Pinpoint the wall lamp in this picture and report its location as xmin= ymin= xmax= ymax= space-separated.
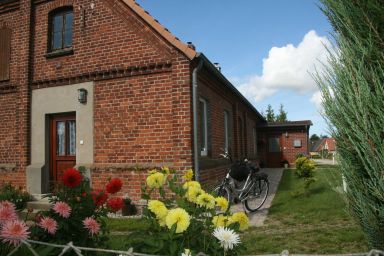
xmin=78 ymin=88 xmax=88 ymax=104
xmin=285 ymin=132 xmax=289 ymax=138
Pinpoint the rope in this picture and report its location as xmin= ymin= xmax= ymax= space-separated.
xmin=0 ymin=236 xmax=157 ymax=256
xmin=1 ymin=236 xmax=383 ymax=256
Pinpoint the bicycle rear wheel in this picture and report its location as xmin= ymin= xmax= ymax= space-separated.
xmin=244 ymin=178 xmax=269 ymax=212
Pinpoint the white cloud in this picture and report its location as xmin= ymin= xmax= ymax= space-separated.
xmin=310 ymin=90 xmax=323 ymax=110
xmin=237 ymin=30 xmax=331 ymax=102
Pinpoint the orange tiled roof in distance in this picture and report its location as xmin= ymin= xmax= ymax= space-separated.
xmin=121 ymin=0 xmax=197 ymax=60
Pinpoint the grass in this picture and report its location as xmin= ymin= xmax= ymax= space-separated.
xmin=105 ymin=164 xmax=368 ymax=254
xmin=242 ymin=165 xmax=368 ymax=254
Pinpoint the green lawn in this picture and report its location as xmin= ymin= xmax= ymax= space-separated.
xmin=242 ymin=165 xmax=368 ymax=254
xmin=105 ymin=165 xmax=368 ymax=254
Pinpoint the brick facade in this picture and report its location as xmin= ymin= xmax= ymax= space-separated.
xmin=0 ymin=0 xmax=310 ymax=200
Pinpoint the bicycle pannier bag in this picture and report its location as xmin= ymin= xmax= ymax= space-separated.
xmin=229 ymin=162 xmax=250 ymax=181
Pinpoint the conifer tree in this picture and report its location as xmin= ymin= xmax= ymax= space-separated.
xmin=317 ymin=0 xmax=384 ymax=249
xmin=265 ymin=104 xmax=275 ymax=122
xmin=276 ymin=104 xmax=288 ymax=122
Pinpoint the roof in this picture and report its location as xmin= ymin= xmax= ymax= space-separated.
xmin=121 ymin=0 xmax=197 ymax=60
xmin=259 ymin=120 xmax=313 ymax=128
xmin=310 ymin=138 xmax=336 ymax=152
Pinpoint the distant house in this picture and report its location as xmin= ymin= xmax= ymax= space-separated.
xmin=0 ymin=0 xmax=311 ymax=200
xmin=310 ymin=138 xmax=336 ymax=157
xmin=258 ymin=121 xmax=312 ymax=167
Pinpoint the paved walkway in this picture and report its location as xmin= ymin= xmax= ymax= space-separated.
xmin=230 ymin=168 xmax=284 ymax=227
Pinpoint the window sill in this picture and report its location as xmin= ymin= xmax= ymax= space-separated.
xmin=45 ymin=48 xmax=74 ymax=59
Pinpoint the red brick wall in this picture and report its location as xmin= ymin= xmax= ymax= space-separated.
xmin=281 ymin=130 xmax=309 ymax=164
xmin=0 ymin=0 xmax=31 ymax=189
xmin=0 ymin=0 xmax=193 ymax=195
xmin=258 ymin=128 xmax=310 ymax=167
xmin=93 ymin=56 xmax=192 ymax=170
xmin=32 ymin=0 xmax=172 ymax=83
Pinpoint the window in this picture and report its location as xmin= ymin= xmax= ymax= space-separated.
xmin=293 ymin=139 xmax=302 ymax=148
xmin=49 ymin=7 xmax=73 ymax=52
xmin=0 ymin=27 xmax=11 ymax=81
xmin=224 ymin=111 xmax=229 ymax=152
xmin=199 ymin=98 xmax=208 ymax=156
xmin=268 ymin=137 xmax=281 ymax=153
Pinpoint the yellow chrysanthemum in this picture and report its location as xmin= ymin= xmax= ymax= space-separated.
xmin=228 ymin=212 xmax=249 ymax=231
xmin=182 ymin=181 xmax=201 ymax=190
xmin=161 ymin=166 xmax=170 ymax=175
xmin=147 ymin=200 xmax=168 ymax=219
xmin=215 ymin=196 xmax=229 ymax=212
xmin=158 ymin=216 xmax=166 ymax=227
xmin=165 ymin=208 xmax=190 ymax=233
xmin=196 ymin=192 xmax=216 ymax=209
xmin=146 ymin=172 xmax=166 ymax=189
xmin=185 ymin=186 xmax=202 ymax=203
xmin=212 ymin=214 xmax=228 ymax=227
xmin=182 ymin=169 xmax=194 ymax=181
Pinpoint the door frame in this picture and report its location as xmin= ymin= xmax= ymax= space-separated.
xmin=49 ymin=112 xmax=76 ymax=186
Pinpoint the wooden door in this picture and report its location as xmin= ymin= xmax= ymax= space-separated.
xmin=267 ymin=135 xmax=282 ymax=167
xmin=50 ymin=113 xmax=76 ymax=187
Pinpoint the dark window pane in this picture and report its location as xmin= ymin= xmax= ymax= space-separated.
xmin=64 ymin=29 xmax=72 ymax=47
xmin=65 ymin=12 xmax=73 ymax=30
xmin=53 ymin=15 xmax=63 ymax=33
xmin=52 ymin=32 xmax=62 ymax=50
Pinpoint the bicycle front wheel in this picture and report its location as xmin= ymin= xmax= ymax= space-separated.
xmin=213 ymin=185 xmax=231 ymax=204
xmin=244 ymin=178 xmax=269 ymax=212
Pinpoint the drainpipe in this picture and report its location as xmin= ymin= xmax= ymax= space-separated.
xmin=192 ymin=59 xmax=204 ymax=182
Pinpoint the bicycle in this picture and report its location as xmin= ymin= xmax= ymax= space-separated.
xmin=213 ymin=151 xmax=269 ymax=212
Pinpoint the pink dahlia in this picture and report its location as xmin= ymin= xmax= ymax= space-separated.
xmin=0 ymin=220 xmax=30 ymax=246
xmin=53 ymin=202 xmax=71 ymax=218
xmin=0 ymin=200 xmax=16 ymax=210
xmin=0 ymin=205 xmax=17 ymax=225
xmin=83 ymin=217 xmax=100 ymax=236
xmin=38 ymin=217 xmax=57 ymax=235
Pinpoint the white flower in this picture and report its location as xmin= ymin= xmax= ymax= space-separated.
xmin=212 ymin=227 xmax=241 ymax=251
xmin=181 ymin=248 xmax=192 ymax=256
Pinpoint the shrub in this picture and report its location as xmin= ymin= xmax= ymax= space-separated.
xmin=295 ymin=157 xmax=315 ymax=178
xmin=126 ymin=168 xmax=247 ymax=255
xmin=0 ymin=183 xmax=31 ymax=210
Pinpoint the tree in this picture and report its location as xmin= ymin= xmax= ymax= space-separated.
xmin=265 ymin=104 xmax=275 ymax=122
xmin=276 ymin=104 xmax=288 ymax=122
xmin=310 ymin=134 xmax=320 ymax=142
xmin=316 ymin=0 xmax=384 ymax=249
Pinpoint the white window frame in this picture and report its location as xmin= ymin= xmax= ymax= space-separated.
xmin=199 ymin=98 xmax=208 ymax=156
xmin=224 ymin=111 xmax=229 ymax=152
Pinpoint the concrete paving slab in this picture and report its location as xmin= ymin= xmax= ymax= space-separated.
xmin=230 ymin=168 xmax=284 ymax=227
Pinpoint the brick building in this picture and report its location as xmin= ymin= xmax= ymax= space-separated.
xmin=0 ymin=0 xmax=311 ymax=200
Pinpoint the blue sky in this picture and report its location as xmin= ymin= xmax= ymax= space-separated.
xmin=136 ymin=0 xmax=333 ymax=136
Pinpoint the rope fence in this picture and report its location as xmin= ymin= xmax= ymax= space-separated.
xmin=1 ymin=236 xmax=383 ymax=256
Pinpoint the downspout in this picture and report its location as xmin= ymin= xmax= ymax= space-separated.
xmin=192 ymin=59 xmax=204 ymax=182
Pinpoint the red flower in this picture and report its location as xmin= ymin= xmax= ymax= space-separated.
xmin=61 ymin=168 xmax=83 ymax=188
xmin=92 ymin=190 xmax=108 ymax=207
xmin=107 ymin=198 xmax=124 ymax=212
xmin=106 ymin=178 xmax=123 ymax=194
